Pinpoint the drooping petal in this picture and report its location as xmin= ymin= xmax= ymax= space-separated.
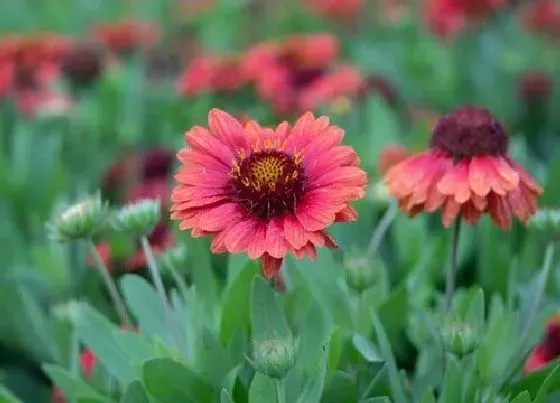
xmin=488 ymin=192 xmax=512 ymax=230
xmin=260 ymin=254 xmax=283 ymax=279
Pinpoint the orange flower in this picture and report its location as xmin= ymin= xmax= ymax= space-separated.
xmin=384 ymin=106 xmax=542 ymax=229
xmin=522 ymin=0 xmax=560 ymax=38
xmin=244 ymin=34 xmax=361 ymax=115
xmin=171 ymin=109 xmax=367 ymax=278
xmin=92 ymin=20 xmax=159 ymax=55
xmin=177 ymin=54 xmax=248 ymax=96
xmin=377 ymin=145 xmax=410 ymax=176
xmin=525 ymin=315 xmax=560 ymax=373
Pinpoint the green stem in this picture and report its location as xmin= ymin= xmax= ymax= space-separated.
xmin=444 ymin=219 xmax=462 ymax=313
xmin=498 ymin=242 xmax=555 ymax=390
xmin=275 ymin=378 xmax=286 ymax=403
xmin=140 ymin=236 xmax=186 ymax=355
xmin=367 ymin=200 xmax=398 ymax=256
xmin=87 ymin=240 xmax=131 ymax=328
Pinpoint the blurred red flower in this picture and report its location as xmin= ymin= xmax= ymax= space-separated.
xmin=518 ymin=70 xmax=553 ymax=104
xmin=525 ymin=315 xmax=560 ymax=373
xmin=424 ymin=0 xmax=507 ymax=38
xmin=305 ymin=0 xmax=364 ymax=20
xmin=522 ymin=0 xmax=560 ymax=38
xmin=177 ymin=54 xmax=249 ymax=96
xmin=51 ymin=350 xmax=96 ymax=403
xmin=377 ymin=145 xmax=410 ymax=176
xmin=92 ymin=20 xmax=159 ymax=55
xmin=244 ymin=34 xmax=362 ymax=115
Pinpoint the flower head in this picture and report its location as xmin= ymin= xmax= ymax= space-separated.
xmin=252 ymin=338 xmax=296 ymax=379
xmin=518 ymin=70 xmax=553 ymax=105
xmin=113 ymin=199 xmax=161 ymax=236
xmin=305 ymin=0 xmax=364 ymax=21
xmin=244 ymin=34 xmax=361 ymax=115
xmin=525 ymin=314 xmax=560 ymax=373
xmin=60 ymin=42 xmax=104 ymax=89
xmin=171 ymin=109 xmax=366 ymax=278
xmin=93 ymin=20 xmax=159 ymax=55
xmin=384 ymin=106 xmax=542 ymax=230
xmin=522 ymin=0 xmax=560 ymax=38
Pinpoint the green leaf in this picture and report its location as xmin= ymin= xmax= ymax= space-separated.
xmin=142 ymin=358 xmax=213 ymax=403
xmin=510 ymin=391 xmax=531 ymax=403
xmin=112 ymin=332 xmax=155 ymax=364
xmin=352 ymin=334 xmax=383 ymax=364
xmin=119 ymin=275 xmax=172 ymax=345
xmin=297 ymin=303 xmax=331 ymax=372
xmin=377 ymin=285 xmax=408 ymax=346
xmin=440 ymin=355 xmax=461 ymax=403
xmin=0 ymin=385 xmax=23 ymax=403
xmin=363 ymin=96 xmax=401 ymax=170
xmin=321 ymin=371 xmax=358 ymax=403
xmin=220 ymin=389 xmax=234 ymax=403
xmin=186 ymin=237 xmax=219 ymax=319
xmin=296 ymin=342 xmax=330 ymax=403
xmin=419 ymin=388 xmax=436 ymax=403
xmin=197 ymin=327 xmax=234 ymax=387
xmin=42 ymin=364 xmax=104 ymax=401
xmin=121 ymin=380 xmax=149 ymax=403
xmin=250 ymin=276 xmax=291 ymax=342
xmin=362 ymin=398 xmax=391 ymax=403
xmin=534 ymin=364 xmax=560 ymax=403
xmin=72 ymin=303 xmax=136 ymax=383
xmin=371 ymin=313 xmax=409 ymax=403
xmin=248 ymin=374 xmax=276 ymax=403
xmin=506 ymin=356 xmax=560 ymax=398
xmin=220 ymin=261 xmax=258 ymax=345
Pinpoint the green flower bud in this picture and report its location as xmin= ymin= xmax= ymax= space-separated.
xmin=157 ymin=246 xmax=190 ymax=277
xmin=47 ymin=195 xmax=108 ymax=242
xmin=252 ymin=338 xmax=295 ymax=379
xmin=441 ymin=318 xmax=481 ymax=357
xmin=113 ymin=199 xmax=161 ymax=236
xmin=344 ymin=254 xmax=382 ymax=292
xmin=367 ymin=182 xmax=390 ymax=207
xmin=528 ymin=208 xmax=560 ymax=241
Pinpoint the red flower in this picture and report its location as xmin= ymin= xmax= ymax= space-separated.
xmin=92 ymin=20 xmax=159 ymax=55
xmin=305 ymin=0 xmax=364 ymax=20
xmin=377 ymin=145 xmax=410 ymax=176
xmin=518 ymin=70 xmax=554 ymax=104
xmin=244 ymin=34 xmax=361 ymax=115
xmin=522 ymin=0 xmax=560 ymax=38
xmin=51 ymin=350 xmax=96 ymax=403
xmin=424 ymin=0 xmax=507 ymax=38
xmin=177 ymin=54 xmax=248 ymax=96
xmin=171 ymin=109 xmax=367 ymax=278
xmin=384 ymin=106 xmax=542 ymax=229
xmin=525 ymin=315 xmax=560 ymax=373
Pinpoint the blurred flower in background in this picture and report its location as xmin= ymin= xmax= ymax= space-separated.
xmin=525 ymin=315 xmax=560 ymax=373
xmin=521 ymin=0 xmax=560 ymax=38
xmin=93 ymin=20 xmax=160 ymax=56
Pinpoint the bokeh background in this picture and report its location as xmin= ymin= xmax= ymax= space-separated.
xmin=1 ymin=0 xmax=560 ymax=401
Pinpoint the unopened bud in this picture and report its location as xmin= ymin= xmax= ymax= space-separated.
xmin=441 ymin=318 xmax=481 ymax=357
xmin=252 ymin=338 xmax=295 ymax=379
xmin=113 ymin=199 xmax=161 ymax=236
xmin=528 ymin=208 xmax=560 ymax=241
xmin=344 ymin=254 xmax=382 ymax=292
xmin=47 ymin=195 xmax=108 ymax=242
xmin=157 ymin=245 xmax=189 ymax=276
xmin=367 ymin=182 xmax=390 ymax=206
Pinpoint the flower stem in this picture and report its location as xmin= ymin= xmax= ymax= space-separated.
xmin=87 ymin=240 xmax=131 ymax=329
xmin=498 ymin=242 xmax=555 ymax=390
xmin=140 ymin=236 xmax=186 ymax=355
xmin=367 ymin=200 xmax=398 ymax=256
xmin=275 ymin=379 xmax=286 ymax=403
xmin=444 ymin=219 xmax=462 ymax=313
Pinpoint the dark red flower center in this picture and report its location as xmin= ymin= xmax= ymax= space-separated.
xmin=430 ymin=106 xmax=509 ymax=159
xmin=229 ymin=150 xmax=306 ymax=219
xmin=279 ymin=53 xmax=325 ymax=90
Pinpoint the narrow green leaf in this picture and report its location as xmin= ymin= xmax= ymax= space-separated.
xmin=510 ymin=391 xmax=531 ymax=403
xmin=121 ymin=380 xmax=149 ymax=403
xmin=0 ymin=385 xmax=23 ymax=403
xmin=186 ymin=237 xmax=219 ymax=318
xmin=250 ymin=276 xmax=290 ymax=342
xmin=362 ymin=398 xmax=391 ymax=403
xmin=322 ymin=371 xmax=358 ymax=403
xmin=371 ymin=313 xmax=409 ymax=403
xmin=220 ymin=389 xmax=234 ymax=403
xmin=248 ymin=374 xmax=276 ymax=403
xmin=72 ymin=303 xmax=136 ymax=383
xmin=297 ymin=303 xmax=330 ymax=372
xmin=42 ymin=364 xmax=103 ymax=401
xmin=197 ymin=327 xmax=234 ymax=386
xmin=296 ymin=341 xmax=330 ymax=403
xmin=534 ymin=364 xmax=560 ymax=403
xmin=220 ymin=261 xmax=258 ymax=345
xmin=440 ymin=355 xmax=461 ymax=403
xmin=420 ymin=388 xmax=436 ymax=403
xmin=112 ymin=332 xmax=155 ymax=364
xmin=352 ymin=334 xmax=383 ymax=364
xmin=119 ymin=275 xmax=172 ymax=345
xmin=142 ymin=358 xmax=213 ymax=403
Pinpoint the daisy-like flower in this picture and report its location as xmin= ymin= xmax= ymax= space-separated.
xmin=522 ymin=0 xmax=560 ymax=38
xmin=525 ymin=314 xmax=560 ymax=373
xmin=177 ymin=54 xmax=249 ymax=96
xmin=384 ymin=106 xmax=542 ymax=229
xmin=92 ymin=20 xmax=159 ymax=55
xmin=171 ymin=109 xmax=367 ymax=278
xmin=244 ymin=34 xmax=362 ymax=115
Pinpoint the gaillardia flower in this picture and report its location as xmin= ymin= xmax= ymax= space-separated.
xmin=525 ymin=314 xmax=560 ymax=373
xmin=171 ymin=109 xmax=367 ymax=278
xmin=384 ymin=106 xmax=542 ymax=229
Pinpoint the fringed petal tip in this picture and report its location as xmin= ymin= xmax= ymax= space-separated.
xmin=260 ymin=254 xmax=283 ymax=279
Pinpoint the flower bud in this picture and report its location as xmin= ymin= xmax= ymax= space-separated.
xmin=113 ymin=199 xmax=161 ymax=236
xmin=252 ymin=338 xmax=295 ymax=379
xmin=157 ymin=245 xmax=190 ymax=277
xmin=344 ymin=254 xmax=382 ymax=292
xmin=47 ymin=195 xmax=108 ymax=241
xmin=528 ymin=208 xmax=560 ymax=241
xmin=367 ymin=182 xmax=390 ymax=207
xmin=441 ymin=318 xmax=481 ymax=357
